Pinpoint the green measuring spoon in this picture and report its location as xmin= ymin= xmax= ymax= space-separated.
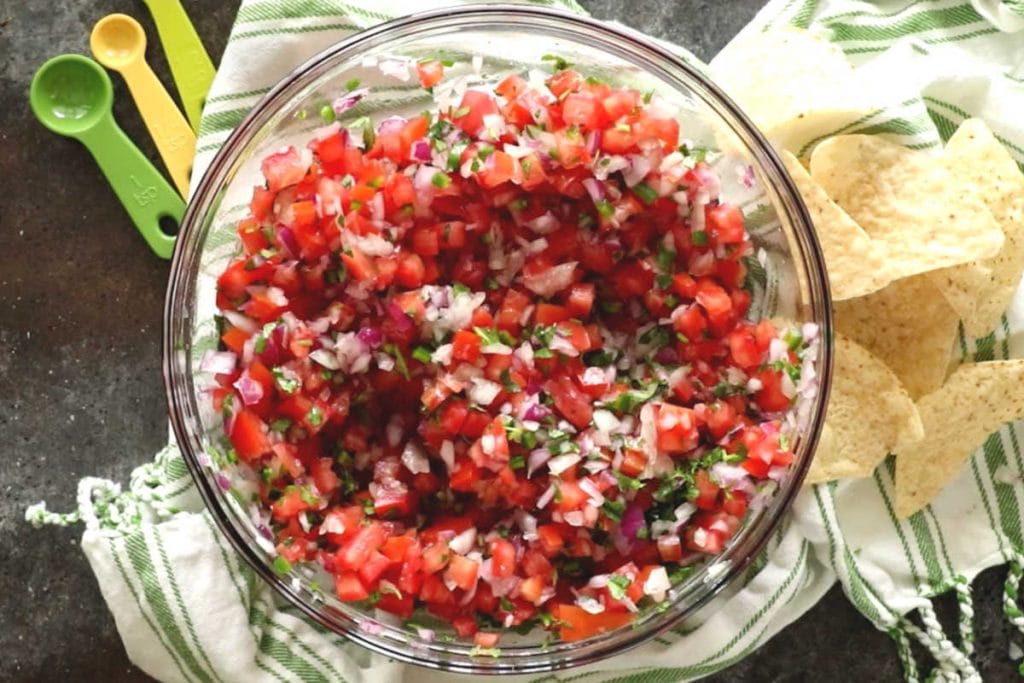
xmin=139 ymin=0 xmax=215 ymax=133
xmin=30 ymin=55 xmax=182 ymax=259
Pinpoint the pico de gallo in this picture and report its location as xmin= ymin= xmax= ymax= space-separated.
xmin=204 ymin=57 xmax=815 ymax=650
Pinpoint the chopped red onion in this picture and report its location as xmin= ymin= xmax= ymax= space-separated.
xmin=620 ymin=503 xmax=645 ymax=539
xmin=385 ymin=302 xmax=414 ymax=333
xmin=585 ymin=129 xmax=602 ymax=156
xmin=523 ymin=402 xmax=551 ymax=422
xmin=548 ymin=453 xmax=581 ymax=476
xmin=409 ymin=140 xmax=432 ymax=162
xmin=524 ymin=211 xmax=560 ymax=235
xmin=523 ymin=261 xmax=577 ymax=297
xmin=332 ymin=88 xmax=369 ymax=116
xmin=579 ymin=478 xmax=605 ymax=506
xmin=233 ymin=370 xmax=264 ymax=405
xmin=222 ymin=310 xmax=258 ymax=335
xmin=622 ymin=155 xmax=652 ymax=187
xmin=379 ymin=59 xmax=411 ymax=81
xmin=449 ymin=527 xmax=478 ymax=555
xmin=357 ymin=326 xmax=383 ymax=349
xmin=527 ymin=448 xmax=551 ymax=478
xmin=277 ymin=227 xmax=299 ymax=259
xmin=693 ymin=164 xmax=721 ymax=198
xmin=377 ymin=115 xmax=407 ymax=136
xmin=582 ymin=177 xmax=605 ymax=203
xmin=216 ymin=473 xmax=231 ymax=492
xmin=536 ymin=483 xmax=556 ymax=509
xmin=199 ymin=350 xmax=237 ymax=375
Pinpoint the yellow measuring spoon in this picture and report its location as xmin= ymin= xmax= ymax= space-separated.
xmin=91 ymin=14 xmax=195 ymax=198
xmin=139 ymin=0 xmax=215 ymax=133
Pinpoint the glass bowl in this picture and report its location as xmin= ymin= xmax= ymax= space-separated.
xmin=164 ymin=4 xmax=832 ymax=675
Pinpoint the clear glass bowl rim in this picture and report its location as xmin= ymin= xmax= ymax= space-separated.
xmin=163 ymin=3 xmax=834 ymax=675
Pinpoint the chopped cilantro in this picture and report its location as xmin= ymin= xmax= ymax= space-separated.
xmin=319 ymin=104 xmax=336 ymax=123
xmin=361 ymin=498 xmax=376 ymax=515
xmin=656 ymin=246 xmax=677 ymax=272
xmin=306 ymin=406 xmax=324 ymax=427
xmin=509 ymin=455 xmax=526 ymax=470
xmin=784 ymin=327 xmax=804 ymax=351
xmin=270 ymin=418 xmax=292 ymax=433
xmin=412 ymin=346 xmax=433 ymax=364
xmin=691 ymin=230 xmax=708 ymax=246
xmin=633 ymin=182 xmax=658 ymax=205
xmin=272 ymin=367 xmax=300 ymax=395
xmin=541 ymin=54 xmax=573 ymax=71
xmin=602 ymin=498 xmax=625 ymax=522
xmin=271 ymin=556 xmax=292 ymax=576
xmin=384 ymin=342 xmax=410 ymax=380
xmin=583 ymin=349 xmax=615 ymax=367
xmin=452 ymin=106 xmax=471 ymax=119
xmin=656 ymin=273 xmax=672 ymax=290
xmin=474 ymin=326 xmax=502 ymax=347
xmin=606 ymin=383 xmax=661 ymax=413
xmin=500 ymin=368 xmax=521 ymax=393
xmin=469 ymin=646 xmax=501 ymax=658
xmin=639 ymin=325 xmax=671 ymax=348
xmin=534 ymin=347 xmax=554 ymax=359
xmin=595 ymin=199 xmax=615 ymax=218
xmin=614 ymin=471 xmax=645 ymax=492
xmin=345 ymin=78 xmax=361 ymax=91
xmin=432 ymin=172 xmax=452 ymax=189
xmin=452 ymin=282 xmax=471 ymax=297
xmin=607 ymin=574 xmax=631 ymax=600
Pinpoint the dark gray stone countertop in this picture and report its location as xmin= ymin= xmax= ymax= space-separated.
xmin=0 ymin=0 xmax=1017 ymax=680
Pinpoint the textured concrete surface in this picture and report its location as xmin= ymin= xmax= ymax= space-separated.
xmin=0 ymin=0 xmax=1018 ymax=681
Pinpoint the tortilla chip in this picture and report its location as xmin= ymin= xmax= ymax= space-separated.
xmin=834 ymin=275 xmax=959 ymax=400
xmin=809 ymin=134 xmax=1004 ymax=281
xmin=894 ymin=360 xmax=1024 ymax=518
xmin=927 ymin=119 xmax=1024 ymax=338
xmin=710 ymin=29 xmax=876 ymax=154
xmin=779 ymin=150 xmax=889 ymax=300
xmin=805 ymin=334 xmax=923 ymax=485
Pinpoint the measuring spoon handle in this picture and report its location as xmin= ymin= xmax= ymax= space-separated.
xmin=140 ymin=0 xmax=215 ymax=133
xmin=79 ymin=116 xmax=182 ymax=259
xmin=120 ymin=60 xmax=196 ymax=198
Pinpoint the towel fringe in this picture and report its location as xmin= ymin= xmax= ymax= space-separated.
xmin=1002 ymin=548 xmax=1024 ymax=676
xmin=25 ymin=446 xmax=184 ymax=535
xmin=883 ymin=579 xmax=980 ymax=683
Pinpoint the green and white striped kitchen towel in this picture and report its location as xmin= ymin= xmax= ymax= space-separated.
xmin=26 ymin=1 xmax=1024 ymax=681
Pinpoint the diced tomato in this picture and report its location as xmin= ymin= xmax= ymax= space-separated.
xmin=535 ymin=302 xmax=571 ymax=325
xmin=754 ymin=369 xmax=792 ymax=412
xmin=552 ymin=604 xmax=634 ymax=642
xmin=335 ymin=572 xmax=370 ymax=602
xmin=341 ymin=246 xmax=377 ymax=281
xmin=211 ymin=63 xmax=812 ymax=643
xmin=261 ymin=147 xmax=306 ymax=192
xmin=655 ymin=404 xmax=700 ymax=455
xmin=416 ymin=59 xmax=445 ymax=88
xmin=479 ymin=151 xmax=519 ymax=189
xmin=230 ymin=409 xmax=271 ymax=461
xmin=445 ymin=554 xmax=480 ymax=591
xmin=488 ymin=538 xmax=516 ymax=578
xmin=452 ymin=90 xmax=499 ymax=136
xmin=452 ymin=329 xmax=482 ymax=363
xmin=546 ymin=375 xmax=593 ymax=430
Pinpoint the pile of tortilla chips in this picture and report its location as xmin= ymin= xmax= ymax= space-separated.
xmin=712 ymin=30 xmax=1024 ymax=518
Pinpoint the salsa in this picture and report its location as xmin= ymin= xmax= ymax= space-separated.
xmin=205 ymin=59 xmax=812 ymax=647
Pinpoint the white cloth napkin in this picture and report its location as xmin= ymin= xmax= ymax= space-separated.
xmin=27 ymin=1 xmax=1024 ymax=681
